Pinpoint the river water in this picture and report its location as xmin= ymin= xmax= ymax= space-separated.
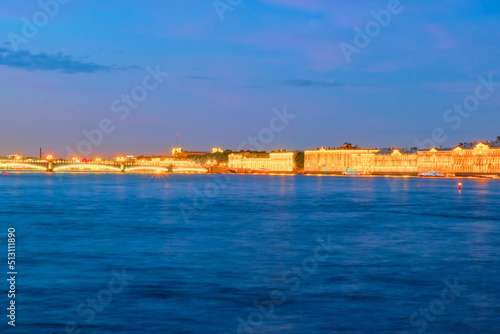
xmin=0 ymin=173 xmax=499 ymax=333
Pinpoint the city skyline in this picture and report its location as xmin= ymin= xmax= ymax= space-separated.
xmin=4 ymin=136 xmax=500 ymax=161
xmin=1 ymin=0 xmax=500 ymax=157
xmin=3 ymin=137 xmax=500 ymax=177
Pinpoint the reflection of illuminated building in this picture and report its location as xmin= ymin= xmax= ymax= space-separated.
xmin=228 ymin=151 xmax=300 ymax=172
xmin=304 ymin=140 xmax=500 ymax=175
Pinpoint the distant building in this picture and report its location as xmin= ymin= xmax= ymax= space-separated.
xmin=304 ymin=146 xmax=378 ymax=173
xmin=451 ymin=142 xmax=500 ymax=174
xmin=228 ymin=150 xmax=300 ymax=173
xmin=304 ymin=140 xmax=500 ymax=175
xmin=212 ymin=147 xmax=223 ymax=153
xmin=114 ymin=156 xmax=136 ymax=163
xmin=171 ymin=147 xmax=206 ymax=159
xmin=417 ymin=148 xmax=454 ymax=174
xmin=372 ymin=148 xmax=418 ymax=174
xmin=172 ymin=148 xmax=183 ymax=156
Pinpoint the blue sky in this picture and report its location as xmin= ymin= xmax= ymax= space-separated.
xmin=1 ymin=0 xmax=499 ymax=157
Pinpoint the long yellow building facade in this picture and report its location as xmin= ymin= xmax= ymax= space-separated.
xmin=228 ymin=151 xmax=299 ymax=173
xmin=305 ymin=142 xmax=500 ymax=175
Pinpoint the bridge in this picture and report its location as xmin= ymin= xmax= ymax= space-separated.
xmin=0 ymin=160 xmax=208 ymax=174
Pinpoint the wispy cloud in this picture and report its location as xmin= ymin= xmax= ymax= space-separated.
xmin=279 ymin=79 xmax=342 ymax=87
xmin=0 ymin=47 xmax=133 ymax=73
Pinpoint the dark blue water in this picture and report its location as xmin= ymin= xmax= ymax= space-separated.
xmin=1 ymin=173 xmax=499 ymax=334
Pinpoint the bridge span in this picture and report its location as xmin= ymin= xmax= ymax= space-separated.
xmin=0 ymin=160 xmax=208 ymax=174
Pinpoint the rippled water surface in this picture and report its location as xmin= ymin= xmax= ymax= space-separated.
xmin=1 ymin=173 xmax=499 ymax=333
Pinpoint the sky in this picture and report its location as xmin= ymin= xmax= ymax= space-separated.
xmin=1 ymin=0 xmax=499 ymax=158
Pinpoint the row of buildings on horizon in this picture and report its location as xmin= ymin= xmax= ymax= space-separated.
xmin=4 ymin=138 xmax=500 ymax=176
xmin=227 ymin=137 xmax=500 ymax=176
xmin=144 ymin=137 xmax=500 ymax=176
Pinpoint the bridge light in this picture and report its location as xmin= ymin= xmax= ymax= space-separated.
xmin=46 ymin=154 xmax=54 ymax=161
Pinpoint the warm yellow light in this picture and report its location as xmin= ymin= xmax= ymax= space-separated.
xmin=116 ymin=156 xmax=126 ymax=162
xmin=95 ymin=157 xmax=102 ymax=162
xmin=46 ymin=154 xmax=54 ymax=160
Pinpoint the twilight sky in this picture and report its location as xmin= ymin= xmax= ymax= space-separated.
xmin=1 ymin=0 xmax=499 ymax=158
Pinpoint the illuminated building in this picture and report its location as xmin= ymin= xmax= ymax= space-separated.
xmin=228 ymin=152 xmax=270 ymax=171
xmin=304 ymin=140 xmax=500 ymax=175
xmin=212 ymin=147 xmax=223 ymax=153
xmin=172 ymin=147 xmax=183 ymax=156
xmin=304 ymin=144 xmax=378 ymax=173
xmin=228 ymin=151 xmax=300 ymax=173
xmin=171 ymin=147 xmax=206 ymax=159
xmin=451 ymin=142 xmax=500 ymax=174
xmin=417 ymin=148 xmax=454 ymax=174
xmin=371 ymin=148 xmax=418 ymax=174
